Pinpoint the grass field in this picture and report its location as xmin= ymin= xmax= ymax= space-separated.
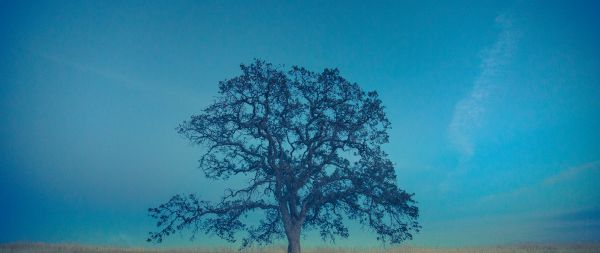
xmin=1 ymin=243 xmax=600 ymax=253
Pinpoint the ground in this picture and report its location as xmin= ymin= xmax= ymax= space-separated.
xmin=1 ymin=243 xmax=600 ymax=253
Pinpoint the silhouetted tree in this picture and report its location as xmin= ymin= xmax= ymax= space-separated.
xmin=148 ymin=60 xmax=420 ymax=253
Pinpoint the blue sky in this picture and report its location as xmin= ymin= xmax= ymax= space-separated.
xmin=1 ymin=0 xmax=599 ymax=248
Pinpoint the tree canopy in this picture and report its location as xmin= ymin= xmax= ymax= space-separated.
xmin=148 ymin=60 xmax=420 ymax=253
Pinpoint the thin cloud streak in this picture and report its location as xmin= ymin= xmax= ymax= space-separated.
xmin=33 ymin=50 xmax=205 ymax=104
xmin=544 ymin=160 xmax=600 ymax=185
xmin=448 ymin=14 xmax=518 ymax=159
xmin=36 ymin=51 xmax=137 ymax=86
xmin=477 ymin=160 xmax=600 ymax=207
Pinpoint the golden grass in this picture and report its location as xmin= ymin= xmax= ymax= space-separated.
xmin=1 ymin=243 xmax=600 ymax=253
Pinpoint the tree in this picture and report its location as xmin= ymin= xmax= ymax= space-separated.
xmin=147 ymin=60 xmax=420 ymax=253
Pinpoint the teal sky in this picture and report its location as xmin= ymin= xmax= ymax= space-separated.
xmin=1 ymin=0 xmax=599 ymax=248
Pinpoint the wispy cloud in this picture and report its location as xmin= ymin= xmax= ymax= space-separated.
xmin=33 ymin=50 xmax=202 ymax=102
xmin=439 ymin=13 xmax=519 ymax=193
xmin=35 ymin=51 xmax=137 ymax=86
xmin=477 ymin=160 xmax=600 ymax=207
xmin=544 ymin=160 xmax=600 ymax=185
xmin=448 ymin=14 xmax=518 ymax=159
xmin=478 ymin=183 xmax=532 ymax=204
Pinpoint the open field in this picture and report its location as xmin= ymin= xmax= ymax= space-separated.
xmin=1 ymin=243 xmax=600 ymax=253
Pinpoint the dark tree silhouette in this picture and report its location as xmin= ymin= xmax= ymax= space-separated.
xmin=148 ymin=60 xmax=420 ymax=253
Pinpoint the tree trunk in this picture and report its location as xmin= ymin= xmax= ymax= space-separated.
xmin=286 ymin=227 xmax=301 ymax=253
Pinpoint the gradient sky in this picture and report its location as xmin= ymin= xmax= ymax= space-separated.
xmin=1 ymin=0 xmax=599 ymax=248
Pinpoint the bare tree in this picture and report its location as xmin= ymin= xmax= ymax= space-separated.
xmin=147 ymin=60 xmax=420 ymax=253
